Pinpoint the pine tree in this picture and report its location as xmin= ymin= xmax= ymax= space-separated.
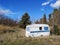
xmin=49 ymin=14 xmax=52 ymax=26
xmin=49 ymin=14 xmax=51 ymax=22
xmin=19 ymin=13 xmax=31 ymax=28
xmin=43 ymin=14 xmax=47 ymax=24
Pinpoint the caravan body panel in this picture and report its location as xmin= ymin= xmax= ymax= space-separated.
xmin=25 ymin=24 xmax=50 ymax=37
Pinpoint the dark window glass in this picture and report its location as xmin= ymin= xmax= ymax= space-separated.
xmin=39 ymin=27 xmax=42 ymax=30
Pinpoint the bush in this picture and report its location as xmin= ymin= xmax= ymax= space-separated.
xmin=53 ymin=25 xmax=60 ymax=35
xmin=50 ymin=30 xmax=53 ymax=35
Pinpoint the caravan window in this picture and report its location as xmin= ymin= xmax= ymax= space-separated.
xmin=44 ymin=27 xmax=48 ymax=30
xmin=39 ymin=27 xmax=42 ymax=30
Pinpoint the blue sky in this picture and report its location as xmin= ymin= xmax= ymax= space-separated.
xmin=0 ymin=0 xmax=59 ymax=22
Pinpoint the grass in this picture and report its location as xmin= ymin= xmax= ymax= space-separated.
xmin=0 ymin=25 xmax=20 ymax=33
xmin=0 ymin=31 xmax=60 ymax=45
xmin=0 ymin=25 xmax=60 ymax=45
xmin=0 ymin=25 xmax=13 ymax=33
xmin=0 ymin=35 xmax=60 ymax=45
xmin=0 ymin=25 xmax=13 ymax=30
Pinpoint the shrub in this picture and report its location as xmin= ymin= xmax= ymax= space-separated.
xmin=53 ymin=25 xmax=60 ymax=35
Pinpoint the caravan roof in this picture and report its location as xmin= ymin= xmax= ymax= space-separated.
xmin=26 ymin=24 xmax=49 ymax=27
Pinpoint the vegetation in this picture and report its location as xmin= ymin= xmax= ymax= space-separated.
xmin=53 ymin=25 xmax=60 ymax=35
xmin=50 ymin=9 xmax=60 ymax=26
xmin=0 ymin=14 xmax=17 ymax=26
xmin=19 ymin=13 xmax=31 ymax=28
xmin=43 ymin=14 xmax=47 ymax=24
xmin=35 ymin=20 xmax=39 ymax=24
xmin=0 ymin=29 xmax=60 ymax=45
xmin=35 ymin=14 xmax=47 ymax=24
xmin=48 ymin=14 xmax=52 ymax=26
xmin=0 ymin=25 xmax=19 ymax=33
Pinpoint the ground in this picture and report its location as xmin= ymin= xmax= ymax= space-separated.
xmin=0 ymin=25 xmax=60 ymax=45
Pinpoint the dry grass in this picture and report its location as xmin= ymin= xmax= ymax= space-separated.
xmin=0 ymin=25 xmax=20 ymax=33
xmin=0 ymin=25 xmax=60 ymax=45
xmin=0 ymin=25 xmax=13 ymax=30
xmin=0 ymin=29 xmax=60 ymax=45
xmin=0 ymin=33 xmax=60 ymax=45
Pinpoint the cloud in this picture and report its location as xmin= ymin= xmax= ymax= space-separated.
xmin=42 ymin=1 xmax=50 ymax=6
xmin=0 ymin=8 xmax=16 ymax=15
xmin=50 ymin=0 xmax=60 ymax=9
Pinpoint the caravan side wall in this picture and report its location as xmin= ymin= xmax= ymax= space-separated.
xmin=25 ymin=24 xmax=50 ymax=37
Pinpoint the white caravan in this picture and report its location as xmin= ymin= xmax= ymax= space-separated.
xmin=25 ymin=24 xmax=50 ymax=37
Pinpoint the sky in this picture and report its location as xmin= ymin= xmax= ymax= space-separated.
xmin=0 ymin=0 xmax=60 ymax=22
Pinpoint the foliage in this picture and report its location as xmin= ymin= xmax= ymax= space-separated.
xmin=48 ymin=14 xmax=52 ymax=26
xmin=35 ymin=20 xmax=39 ymax=24
xmin=50 ymin=29 xmax=54 ymax=35
xmin=52 ymin=9 xmax=60 ymax=26
xmin=53 ymin=25 xmax=60 ymax=35
xmin=0 ymin=14 xmax=17 ymax=26
xmin=49 ymin=14 xmax=51 ymax=21
xmin=43 ymin=14 xmax=47 ymax=24
xmin=19 ymin=13 xmax=31 ymax=28
xmin=35 ymin=14 xmax=47 ymax=24
xmin=39 ymin=18 xmax=43 ymax=24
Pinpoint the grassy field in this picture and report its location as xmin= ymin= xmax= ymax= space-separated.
xmin=0 ymin=25 xmax=60 ymax=45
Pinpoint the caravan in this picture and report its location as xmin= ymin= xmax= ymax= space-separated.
xmin=25 ymin=24 xmax=50 ymax=37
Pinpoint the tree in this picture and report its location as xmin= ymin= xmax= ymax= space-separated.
xmin=35 ymin=20 xmax=39 ymax=24
xmin=0 ymin=14 xmax=17 ymax=26
xmin=43 ymin=14 xmax=47 ymax=24
xmin=39 ymin=18 xmax=43 ymax=24
xmin=19 ymin=13 xmax=31 ymax=28
xmin=36 ymin=14 xmax=47 ymax=24
xmin=52 ymin=9 xmax=60 ymax=26
xmin=49 ymin=14 xmax=51 ymax=22
xmin=48 ymin=14 xmax=52 ymax=26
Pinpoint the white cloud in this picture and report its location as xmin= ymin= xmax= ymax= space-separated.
xmin=50 ymin=0 xmax=60 ymax=9
xmin=0 ymin=8 xmax=16 ymax=15
xmin=42 ymin=1 xmax=50 ymax=6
